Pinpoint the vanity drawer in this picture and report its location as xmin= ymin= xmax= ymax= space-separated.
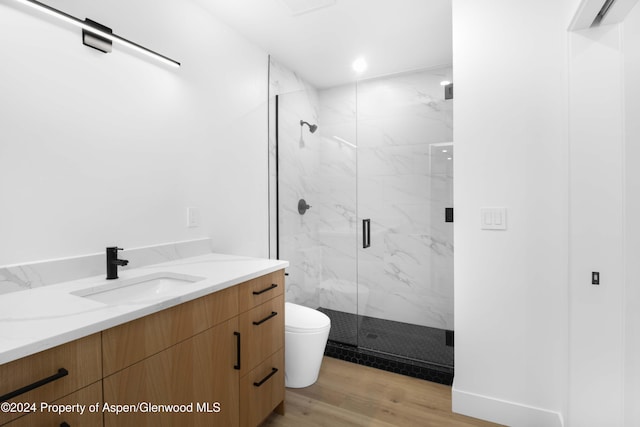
xmin=4 ymin=381 xmax=103 ymax=427
xmin=102 ymin=285 xmax=238 ymax=375
xmin=0 ymin=333 xmax=102 ymax=425
xmin=239 ymin=348 xmax=284 ymax=427
xmin=238 ymin=270 xmax=284 ymax=313
xmin=239 ymin=295 xmax=284 ymax=374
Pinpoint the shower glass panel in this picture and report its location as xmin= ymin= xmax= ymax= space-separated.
xmin=355 ymin=72 xmax=454 ymax=368
xmin=269 ymin=60 xmax=359 ymax=346
xmin=314 ymin=83 xmax=359 ymax=346
xmin=270 ymin=57 xmax=453 ymax=379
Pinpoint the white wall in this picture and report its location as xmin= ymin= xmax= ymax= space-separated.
xmin=0 ymin=0 xmax=269 ymax=266
xmin=568 ymin=23 xmax=625 ymax=427
xmin=623 ymin=4 xmax=640 ymax=426
xmin=452 ymin=0 xmax=573 ymax=425
xmin=454 ymin=0 xmax=640 ymax=425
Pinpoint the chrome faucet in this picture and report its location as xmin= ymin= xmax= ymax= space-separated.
xmin=106 ymin=247 xmax=128 ymax=280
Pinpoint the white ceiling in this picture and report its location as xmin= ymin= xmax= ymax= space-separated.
xmin=196 ymin=0 xmax=452 ymax=88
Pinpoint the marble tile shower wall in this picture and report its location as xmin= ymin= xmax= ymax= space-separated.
xmin=269 ymin=58 xmax=323 ymax=308
xmin=319 ymin=69 xmax=454 ymax=330
xmin=270 ymin=59 xmax=453 ymax=331
xmin=316 ymin=84 xmax=358 ymax=314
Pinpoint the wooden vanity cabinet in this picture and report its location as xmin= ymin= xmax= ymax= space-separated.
xmin=101 ymin=285 xmax=238 ymax=376
xmin=101 ymin=285 xmax=240 ymax=427
xmin=0 ymin=269 xmax=285 ymax=427
xmin=4 ymin=382 xmax=103 ymax=427
xmin=238 ymin=271 xmax=285 ymax=427
xmin=240 ymin=349 xmax=285 ymax=427
xmin=103 ymin=318 xmax=239 ymax=427
xmin=0 ymin=333 xmax=102 ymax=426
xmin=238 ymin=270 xmax=285 ymax=312
xmin=102 ymin=269 xmax=285 ymax=427
xmin=239 ymin=294 xmax=284 ymax=374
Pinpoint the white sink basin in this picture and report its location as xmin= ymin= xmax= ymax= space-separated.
xmin=71 ymin=272 xmax=205 ymax=305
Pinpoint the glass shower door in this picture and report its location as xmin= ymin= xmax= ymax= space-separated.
xmin=270 ymin=58 xmax=455 ymax=372
xmin=355 ymin=69 xmax=454 ymax=367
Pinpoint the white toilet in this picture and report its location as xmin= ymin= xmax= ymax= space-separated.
xmin=284 ymin=302 xmax=331 ymax=388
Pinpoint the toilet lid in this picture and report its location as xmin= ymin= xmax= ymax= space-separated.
xmin=285 ymin=302 xmax=331 ymax=333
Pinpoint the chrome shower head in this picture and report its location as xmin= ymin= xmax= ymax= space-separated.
xmin=300 ymin=120 xmax=318 ymax=134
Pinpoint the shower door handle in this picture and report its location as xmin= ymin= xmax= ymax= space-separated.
xmin=363 ymin=219 xmax=371 ymax=248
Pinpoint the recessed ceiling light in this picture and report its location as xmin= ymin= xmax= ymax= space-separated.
xmin=440 ymin=80 xmax=451 ymax=86
xmin=352 ymin=57 xmax=367 ymax=74
xmin=447 ymin=157 xmax=452 ymax=160
xmin=442 ymin=149 xmax=448 ymax=153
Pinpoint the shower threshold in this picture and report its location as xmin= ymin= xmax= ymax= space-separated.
xmin=318 ymin=307 xmax=454 ymax=385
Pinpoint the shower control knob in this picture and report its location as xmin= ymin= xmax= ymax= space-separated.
xmin=298 ymin=199 xmax=312 ymax=215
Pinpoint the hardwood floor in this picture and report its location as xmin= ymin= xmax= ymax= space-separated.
xmin=262 ymin=357 xmax=503 ymax=427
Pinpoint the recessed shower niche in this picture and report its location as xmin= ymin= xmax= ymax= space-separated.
xmin=268 ymin=57 xmax=454 ymax=384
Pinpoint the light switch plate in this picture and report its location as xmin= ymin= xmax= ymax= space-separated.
xmin=480 ymin=207 xmax=507 ymax=230
xmin=187 ymin=207 xmax=200 ymax=228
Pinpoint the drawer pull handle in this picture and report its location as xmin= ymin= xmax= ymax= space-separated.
xmin=0 ymin=368 xmax=68 ymax=402
xmin=253 ymin=311 xmax=278 ymax=326
xmin=234 ymin=332 xmax=241 ymax=370
xmin=253 ymin=368 xmax=278 ymax=387
xmin=60 ymin=423 xmax=70 ymax=427
xmin=253 ymin=283 xmax=278 ymax=295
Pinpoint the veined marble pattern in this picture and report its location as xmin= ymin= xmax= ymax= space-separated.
xmin=269 ymin=57 xmax=311 ymax=98
xmin=0 ymin=238 xmax=213 ymax=295
xmin=324 ymin=68 xmax=453 ymax=330
xmin=0 ymin=253 xmax=288 ymax=365
xmin=318 ymin=278 xmax=360 ymax=315
xmin=356 ymin=71 xmax=453 ymax=148
xmin=270 ymin=60 xmax=454 ymax=332
xmin=269 ymin=58 xmax=325 ymax=309
xmin=315 ymin=83 xmax=358 ymax=316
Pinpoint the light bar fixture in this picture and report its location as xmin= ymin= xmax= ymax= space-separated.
xmin=12 ymin=0 xmax=181 ymax=68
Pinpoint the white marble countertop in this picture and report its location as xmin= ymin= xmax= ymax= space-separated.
xmin=0 ymin=253 xmax=288 ymax=365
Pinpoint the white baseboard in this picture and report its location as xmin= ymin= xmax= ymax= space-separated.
xmin=452 ymin=381 xmax=564 ymax=427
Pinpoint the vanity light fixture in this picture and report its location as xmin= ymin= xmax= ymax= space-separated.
xmin=12 ymin=0 xmax=181 ymax=68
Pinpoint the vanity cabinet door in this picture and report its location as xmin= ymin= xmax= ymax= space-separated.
xmin=0 ymin=333 xmax=102 ymax=425
xmin=102 ymin=285 xmax=238 ymax=376
xmin=103 ymin=318 xmax=239 ymax=427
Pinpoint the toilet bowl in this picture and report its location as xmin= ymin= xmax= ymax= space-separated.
xmin=284 ymin=302 xmax=331 ymax=388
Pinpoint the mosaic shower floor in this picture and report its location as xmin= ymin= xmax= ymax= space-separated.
xmin=317 ymin=307 xmax=454 ymax=384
